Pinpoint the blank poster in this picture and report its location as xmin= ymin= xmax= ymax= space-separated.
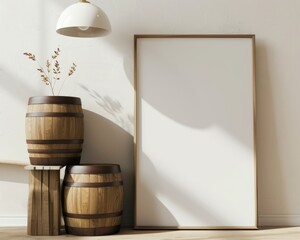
xmin=135 ymin=35 xmax=256 ymax=229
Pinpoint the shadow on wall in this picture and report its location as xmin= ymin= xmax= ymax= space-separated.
xmin=255 ymin=41 xmax=286 ymax=220
xmin=81 ymin=109 xmax=134 ymax=227
xmin=0 ymin=164 xmax=28 ymax=184
xmin=78 ymin=84 xmax=133 ymax=134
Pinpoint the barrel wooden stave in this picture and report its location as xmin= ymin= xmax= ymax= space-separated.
xmin=64 ymin=217 xmax=121 ymax=229
xmin=64 ymin=184 xmax=123 ymax=214
xmin=25 ymin=97 xmax=84 ymax=166
xmin=62 ymin=165 xmax=124 ymax=236
xmin=25 ymin=117 xmax=83 ymax=139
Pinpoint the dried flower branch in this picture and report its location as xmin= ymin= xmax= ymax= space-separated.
xmin=58 ymin=63 xmax=77 ymax=95
xmin=23 ymin=52 xmax=36 ymax=61
xmin=68 ymin=63 xmax=77 ymax=76
xmin=23 ymin=48 xmax=77 ymax=96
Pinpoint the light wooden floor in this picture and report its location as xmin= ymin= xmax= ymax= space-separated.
xmin=1 ymin=227 xmax=300 ymax=240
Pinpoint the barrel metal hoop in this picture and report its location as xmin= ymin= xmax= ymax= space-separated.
xmin=28 ymin=96 xmax=82 ymax=105
xmin=30 ymin=157 xmax=81 ymax=166
xmin=28 ymin=148 xmax=82 ymax=154
xmin=66 ymin=165 xmax=121 ymax=174
xmin=26 ymin=112 xmax=84 ymax=118
xmin=63 ymin=211 xmax=123 ymax=219
xmin=65 ymin=225 xmax=120 ymax=236
xmin=63 ymin=181 xmax=123 ymax=188
xmin=26 ymin=139 xmax=84 ymax=144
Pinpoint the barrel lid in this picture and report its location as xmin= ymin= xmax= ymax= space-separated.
xmin=66 ymin=164 xmax=121 ymax=174
xmin=28 ymin=96 xmax=82 ymax=105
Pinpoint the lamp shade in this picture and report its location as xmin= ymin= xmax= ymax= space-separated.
xmin=56 ymin=1 xmax=111 ymax=38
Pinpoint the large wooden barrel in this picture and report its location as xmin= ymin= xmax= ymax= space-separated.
xmin=62 ymin=164 xmax=124 ymax=236
xmin=25 ymin=96 xmax=84 ymax=166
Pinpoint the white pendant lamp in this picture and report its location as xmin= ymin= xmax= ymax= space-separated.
xmin=56 ymin=0 xmax=111 ymax=38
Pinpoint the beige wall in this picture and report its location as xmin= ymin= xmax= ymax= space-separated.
xmin=1 ymin=0 xmax=300 ymax=226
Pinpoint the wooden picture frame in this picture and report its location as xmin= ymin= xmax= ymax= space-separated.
xmin=134 ymin=35 xmax=257 ymax=229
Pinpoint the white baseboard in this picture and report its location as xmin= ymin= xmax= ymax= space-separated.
xmin=258 ymin=215 xmax=300 ymax=227
xmin=0 ymin=215 xmax=300 ymax=227
xmin=0 ymin=216 xmax=27 ymax=227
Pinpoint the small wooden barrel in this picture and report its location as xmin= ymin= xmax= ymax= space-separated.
xmin=25 ymin=96 xmax=84 ymax=166
xmin=62 ymin=164 xmax=124 ymax=236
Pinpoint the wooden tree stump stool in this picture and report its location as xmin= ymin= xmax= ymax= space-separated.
xmin=25 ymin=165 xmax=63 ymax=236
